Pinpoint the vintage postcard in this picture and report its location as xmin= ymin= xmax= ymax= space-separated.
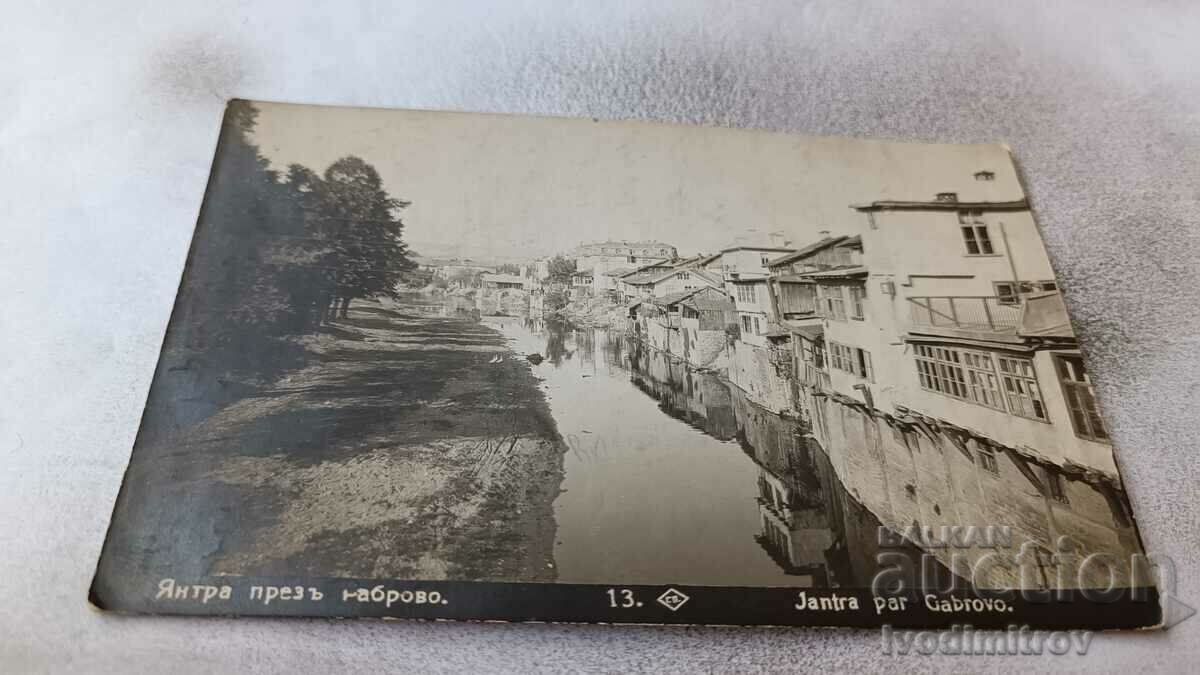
xmin=92 ymin=100 xmax=1158 ymax=628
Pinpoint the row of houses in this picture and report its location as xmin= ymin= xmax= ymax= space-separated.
xmin=618 ymin=187 xmax=1142 ymax=588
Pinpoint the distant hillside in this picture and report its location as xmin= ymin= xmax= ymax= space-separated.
xmin=406 ymin=239 xmax=545 ymax=266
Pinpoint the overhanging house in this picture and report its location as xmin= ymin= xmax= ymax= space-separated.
xmin=774 ymin=191 xmax=1139 ymax=590
xmin=627 ymin=286 xmax=734 ymax=368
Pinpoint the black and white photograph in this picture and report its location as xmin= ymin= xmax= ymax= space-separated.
xmin=91 ymin=100 xmax=1155 ymax=628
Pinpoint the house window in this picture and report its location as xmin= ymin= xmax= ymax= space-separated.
xmin=997 ymin=356 xmax=1048 ymax=421
xmin=741 ymin=315 xmax=752 ymax=333
xmin=974 ymin=170 xmax=995 ymax=181
xmin=849 ymin=286 xmax=867 ymax=320
xmin=855 ymin=347 xmax=874 ymax=382
xmin=994 ymin=282 xmax=1020 ymax=305
xmin=761 ymin=255 xmax=771 ymax=266
xmin=914 ymin=345 xmax=970 ymax=400
xmin=820 ymin=286 xmax=846 ymax=321
xmin=995 ymin=280 xmax=1059 ymax=305
xmin=628 ymin=256 xmax=637 ymax=263
xmin=1042 ymin=468 xmax=1069 ymax=504
xmin=679 ymin=272 xmax=690 ymax=280
xmin=1054 ymin=355 xmax=1109 ymax=442
xmin=736 ymin=284 xmax=757 ymax=304
xmin=977 ymin=446 xmax=999 ymax=474
xmin=829 ymin=342 xmax=872 ymax=380
xmin=829 ymin=342 xmax=850 ymax=372
xmin=753 ymin=317 xmax=761 ymax=334
xmin=961 ymin=351 xmax=1006 ymax=411
xmin=958 ymin=210 xmax=994 ymax=255
xmin=801 ymin=340 xmax=827 ymax=370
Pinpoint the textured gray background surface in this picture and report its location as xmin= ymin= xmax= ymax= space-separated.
xmin=2 ymin=1 xmax=1198 ymax=672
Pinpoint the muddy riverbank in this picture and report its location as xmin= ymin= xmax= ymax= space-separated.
xmin=95 ymin=298 xmax=565 ymax=602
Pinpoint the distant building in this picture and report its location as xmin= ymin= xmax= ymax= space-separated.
xmin=480 ymin=273 xmax=525 ymax=290
xmin=618 ymin=258 xmax=724 ymax=303
xmin=574 ymin=240 xmax=679 ymax=293
xmin=570 ymin=269 xmax=594 ymax=296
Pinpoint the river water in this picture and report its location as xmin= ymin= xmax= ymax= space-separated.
xmin=483 ymin=315 xmax=896 ymax=588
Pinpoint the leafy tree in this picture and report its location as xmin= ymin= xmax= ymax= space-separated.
xmin=310 ymin=156 xmax=417 ymax=319
xmin=546 ymin=255 xmax=576 ymax=285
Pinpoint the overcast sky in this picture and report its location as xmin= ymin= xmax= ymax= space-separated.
xmin=251 ymin=101 xmax=1026 ymax=259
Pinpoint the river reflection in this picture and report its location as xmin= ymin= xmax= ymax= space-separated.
xmin=484 ymin=316 xmax=937 ymax=588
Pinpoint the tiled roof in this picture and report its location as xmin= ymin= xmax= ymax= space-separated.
xmin=767 ymin=236 xmax=848 ymax=267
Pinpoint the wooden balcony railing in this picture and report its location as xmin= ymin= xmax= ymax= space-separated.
xmin=906 ymin=296 xmax=1022 ymax=333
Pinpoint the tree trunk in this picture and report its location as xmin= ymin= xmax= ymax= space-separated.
xmin=339 ymin=296 xmax=352 ymax=319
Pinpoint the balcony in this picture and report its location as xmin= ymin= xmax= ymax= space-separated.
xmin=906 ymin=296 xmax=1022 ymax=335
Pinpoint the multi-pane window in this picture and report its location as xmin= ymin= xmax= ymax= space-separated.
xmin=752 ymin=317 xmax=761 ymax=335
xmin=914 ymin=346 xmax=1044 ymax=420
xmin=736 ymin=283 xmax=757 ymax=304
xmin=740 ymin=315 xmax=752 ymax=333
xmin=994 ymin=282 xmax=1020 ymax=305
xmin=829 ymin=342 xmax=852 ymax=373
xmin=994 ymin=280 xmax=1059 ymax=305
xmin=962 ymin=351 xmax=1006 ymax=410
xmin=829 ymin=341 xmax=873 ymax=381
xmin=1054 ymin=355 xmax=1109 ymax=442
xmin=849 ymin=286 xmax=867 ymax=320
xmin=997 ymin=356 xmax=1047 ymax=421
xmin=801 ymin=340 xmax=826 ymax=370
xmin=914 ymin=345 xmax=969 ymax=399
xmin=958 ymin=210 xmax=994 ymax=255
xmin=820 ymin=286 xmax=846 ymax=321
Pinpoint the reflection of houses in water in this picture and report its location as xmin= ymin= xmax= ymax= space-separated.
xmin=627 ymin=343 xmax=737 ymax=441
xmin=624 ymin=342 xmax=945 ymax=589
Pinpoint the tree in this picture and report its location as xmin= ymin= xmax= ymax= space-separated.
xmin=546 ymin=255 xmax=576 ymax=285
xmin=307 ymin=156 xmax=417 ymax=320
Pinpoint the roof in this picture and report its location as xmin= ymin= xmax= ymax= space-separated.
xmin=851 ymin=199 xmax=1029 ymax=213
xmin=772 ymin=274 xmax=816 ymax=284
xmin=480 ymin=273 xmax=524 ymax=284
xmin=649 ymin=289 xmax=700 ymax=307
xmin=622 ymin=264 xmax=723 ymax=288
xmin=797 ymin=265 xmax=868 ymax=279
xmin=691 ymin=268 xmax=724 ymax=287
xmin=720 ymin=245 xmax=796 ymax=254
xmin=679 ymin=287 xmax=735 ymax=312
xmin=767 ymin=236 xmax=848 ymax=267
xmin=763 ymin=322 xmax=791 ymax=339
xmin=784 ymin=322 xmax=824 ymax=341
xmin=1018 ymin=292 xmax=1076 ymax=338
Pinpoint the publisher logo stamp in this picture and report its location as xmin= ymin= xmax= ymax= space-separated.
xmin=657 ymin=588 xmax=690 ymax=611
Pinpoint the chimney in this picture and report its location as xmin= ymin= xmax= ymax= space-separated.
xmin=936 ymin=192 xmax=958 ymax=203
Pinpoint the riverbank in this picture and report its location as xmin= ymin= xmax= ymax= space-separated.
xmin=97 ymin=299 xmax=565 ymax=594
